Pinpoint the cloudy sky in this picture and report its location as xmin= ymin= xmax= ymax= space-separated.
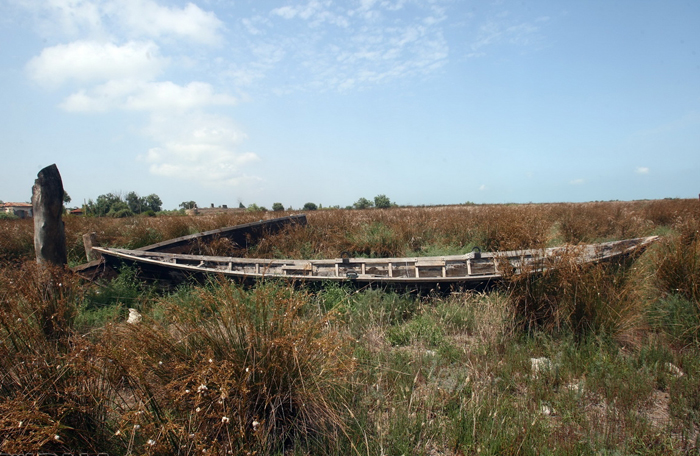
xmin=1 ymin=0 xmax=698 ymax=209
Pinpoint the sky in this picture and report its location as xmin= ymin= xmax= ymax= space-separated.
xmin=1 ymin=0 xmax=699 ymax=210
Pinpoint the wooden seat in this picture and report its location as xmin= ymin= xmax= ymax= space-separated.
xmin=415 ymin=258 xmax=446 ymax=278
xmin=281 ymin=263 xmax=312 ymax=274
xmin=415 ymin=259 xmax=445 ymax=267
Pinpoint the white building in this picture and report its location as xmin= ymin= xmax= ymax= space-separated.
xmin=1 ymin=202 xmax=33 ymax=218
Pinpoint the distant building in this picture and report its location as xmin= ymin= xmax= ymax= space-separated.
xmin=69 ymin=208 xmax=84 ymax=216
xmin=1 ymin=202 xmax=33 ymax=219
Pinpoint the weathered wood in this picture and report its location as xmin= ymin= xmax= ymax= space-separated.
xmin=92 ymin=236 xmax=659 ymax=291
xmin=83 ymin=232 xmax=100 ymax=261
xmin=137 ymin=214 xmax=307 ymax=254
xmin=32 ymin=164 xmax=67 ymax=266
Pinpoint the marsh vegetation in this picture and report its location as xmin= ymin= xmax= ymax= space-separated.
xmin=1 ymin=200 xmax=699 ymax=454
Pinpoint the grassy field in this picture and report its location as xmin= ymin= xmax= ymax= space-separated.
xmin=1 ymin=199 xmax=699 ymax=455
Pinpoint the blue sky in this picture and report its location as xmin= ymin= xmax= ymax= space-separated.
xmin=1 ymin=0 xmax=698 ymax=210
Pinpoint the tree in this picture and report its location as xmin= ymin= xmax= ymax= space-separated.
xmin=272 ymin=202 xmax=284 ymax=212
xmin=353 ymin=197 xmax=373 ymax=210
xmin=125 ymin=191 xmax=143 ymax=213
xmin=246 ymin=203 xmax=266 ymax=212
xmin=63 ymin=191 xmax=71 ymax=204
xmin=83 ymin=191 xmax=162 ymax=216
xmin=179 ymin=201 xmax=197 ymax=210
xmin=374 ymin=194 xmax=392 ymax=209
xmin=145 ymin=194 xmax=162 ymax=212
xmin=94 ymin=193 xmax=122 ymax=216
xmin=303 ymin=202 xmax=318 ymax=211
xmin=106 ymin=200 xmax=132 ymax=218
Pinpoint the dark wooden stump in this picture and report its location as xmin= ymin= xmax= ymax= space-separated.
xmin=32 ymin=164 xmax=67 ymax=266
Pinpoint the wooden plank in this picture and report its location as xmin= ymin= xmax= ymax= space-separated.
xmin=415 ymin=259 xmax=446 ymax=267
xmin=282 ymin=263 xmax=312 ymax=274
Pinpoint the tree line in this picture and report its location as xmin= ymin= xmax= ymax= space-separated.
xmin=257 ymin=195 xmax=395 ymax=212
xmin=84 ymin=192 xmax=162 ymax=217
xmin=76 ymin=193 xmax=394 ymax=217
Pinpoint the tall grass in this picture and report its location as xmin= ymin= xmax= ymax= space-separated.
xmin=0 ymin=263 xmax=119 ymax=453
xmin=3 ymin=199 xmax=694 ymax=264
xmin=1 ymin=199 xmax=700 ymax=454
xmin=101 ymin=281 xmax=355 ymax=454
xmin=650 ymin=215 xmax=700 ymax=346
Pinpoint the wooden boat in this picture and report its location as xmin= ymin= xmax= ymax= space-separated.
xmin=138 ymin=214 xmax=307 ymax=253
xmin=73 ymin=214 xmax=306 ymax=279
xmin=92 ymin=236 xmax=658 ymax=290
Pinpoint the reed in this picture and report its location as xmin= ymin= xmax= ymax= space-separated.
xmin=100 ymin=281 xmax=355 ymax=454
xmin=0 ymin=263 xmax=119 ymax=453
xmin=0 ymin=199 xmax=699 ymax=454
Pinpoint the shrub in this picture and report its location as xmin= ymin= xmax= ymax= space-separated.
xmin=348 ymin=221 xmax=403 ymax=257
xmin=652 ymin=224 xmax=700 ymax=345
xmin=303 ymin=202 xmax=318 ymax=211
xmin=506 ymin=248 xmax=646 ymax=342
xmin=108 ymin=208 xmax=134 ymax=218
xmin=0 ymin=263 xmax=119 ymax=453
xmin=654 ymin=224 xmax=700 ymax=304
xmin=353 ymin=198 xmax=373 ymax=210
xmin=0 ymin=219 xmax=34 ymax=262
xmin=246 ymin=203 xmax=267 ymax=212
xmin=374 ymin=194 xmax=392 ymax=209
xmin=272 ymin=202 xmax=284 ymax=212
xmin=103 ymin=282 xmax=355 ymax=454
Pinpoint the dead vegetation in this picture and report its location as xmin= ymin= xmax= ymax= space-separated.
xmin=1 ymin=199 xmax=699 ymax=454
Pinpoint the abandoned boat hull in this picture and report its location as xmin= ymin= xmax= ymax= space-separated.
xmin=137 ymin=214 xmax=307 ymax=253
xmin=92 ymin=236 xmax=658 ymax=289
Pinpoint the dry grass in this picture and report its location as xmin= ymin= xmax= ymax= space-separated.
xmin=3 ymin=199 xmax=694 ymax=264
xmin=99 ymin=282 xmax=355 ymax=454
xmin=1 ymin=199 xmax=700 ymax=454
xmin=0 ymin=263 xmax=119 ymax=453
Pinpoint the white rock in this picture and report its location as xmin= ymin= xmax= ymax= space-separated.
xmin=127 ymin=308 xmax=142 ymax=324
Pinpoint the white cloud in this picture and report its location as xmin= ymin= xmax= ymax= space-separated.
xmin=636 ymin=167 xmax=650 ymax=174
xmin=252 ymin=0 xmax=448 ymax=91
xmin=141 ymin=112 xmax=259 ymax=186
xmin=17 ymin=0 xmax=250 ymax=189
xmin=569 ymin=178 xmax=585 ymax=185
xmin=16 ymin=0 xmax=223 ymax=44
xmin=479 ymin=184 xmax=486 ymax=191
xmin=14 ymin=0 xmax=104 ymax=37
xmin=105 ymin=0 xmax=224 ymax=45
xmin=271 ymin=0 xmax=349 ymax=28
xmin=468 ymin=15 xmax=545 ymax=57
xmin=26 ymin=40 xmax=165 ymax=88
xmin=60 ymin=80 xmax=237 ymax=112
xmin=125 ymin=81 xmax=237 ymax=111
xmin=272 ymin=0 xmax=328 ymax=21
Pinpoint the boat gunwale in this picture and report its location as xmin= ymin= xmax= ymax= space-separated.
xmin=92 ymin=236 xmax=658 ymax=284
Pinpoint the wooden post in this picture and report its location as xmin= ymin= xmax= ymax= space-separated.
xmin=32 ymin=164 xmax=67 ymax=266
xmin=83 ymin=232 xmax=100 ymax=262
